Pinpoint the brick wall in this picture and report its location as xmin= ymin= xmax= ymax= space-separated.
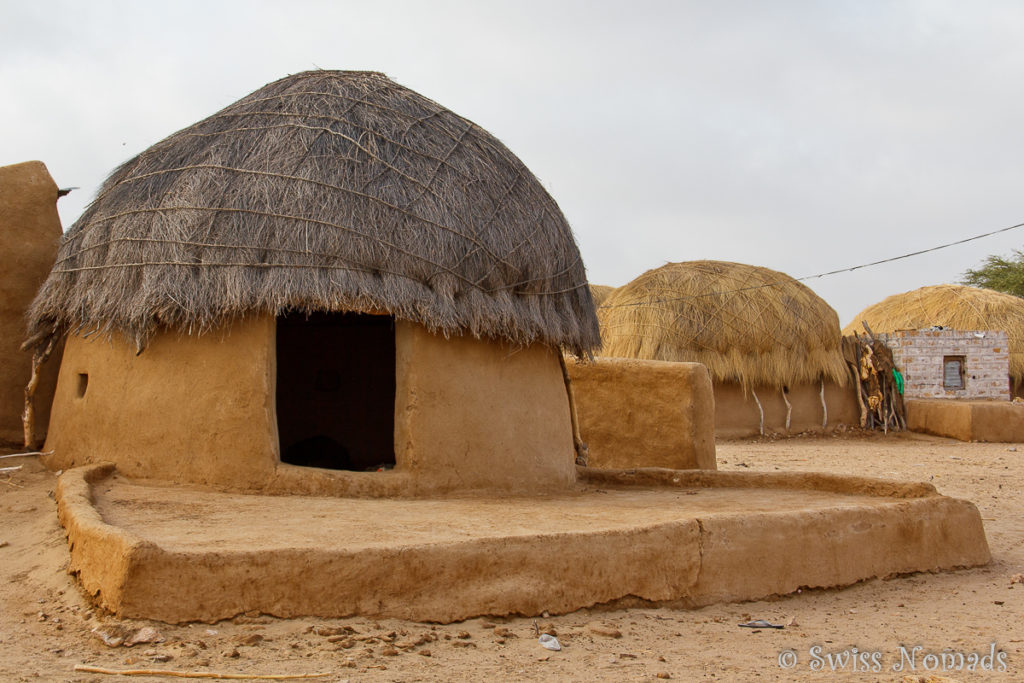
xmin=880 ymin=329 xmax=1010 ymax=400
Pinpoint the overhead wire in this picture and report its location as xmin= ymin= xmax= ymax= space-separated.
xmin=598 ymin=219 xmax=1024 ymax=309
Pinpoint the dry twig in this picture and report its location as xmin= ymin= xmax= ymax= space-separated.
xmin=0 ymin=450 xmax=53 ymax=459
xmin=73 ymin=664 xmax=331 ymax=679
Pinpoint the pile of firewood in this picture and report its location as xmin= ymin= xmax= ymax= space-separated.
xmin=841 ymin=326 xmax=906 ymax=432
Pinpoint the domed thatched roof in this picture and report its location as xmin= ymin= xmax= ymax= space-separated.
xmin=27 ymin=71 xmax=599 ymax=355
xmin=597 ymin=261 xmax=847 ymax=389
xmin=844 ymin=284 xmax=1024 ymax=380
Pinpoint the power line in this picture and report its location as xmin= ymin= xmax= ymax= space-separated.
xmin=598 ymin=219 xmax=1024 ymax=309
xmin=799 ymin=219 xmax=1024 ymax=281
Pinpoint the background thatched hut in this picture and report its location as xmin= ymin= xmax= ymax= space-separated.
xmin=588 ymin=284 xmax=616 ymax=307
xmin=0 ymin=161 xmax=63 ymax=447
xmin=29 ymin=70 xmax=599 ymax=495
xmin=844 ymin=284 xmax=1024 ymax=398
xmin=596 ymin=260 xmax=855 ymax=438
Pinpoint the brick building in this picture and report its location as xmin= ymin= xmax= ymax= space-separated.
xmin=881 ymin=329 xmax=1010 ymax=401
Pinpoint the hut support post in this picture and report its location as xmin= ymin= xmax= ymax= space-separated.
xmin=21 ymin=358 xmax=40 ymax=449
xmin=851 ymin=340 xmax=867 ymax=427
xmin=820 ymin=379 xmax=828 ymax=430
xmin=558 ymin=353 xmax=589 ymax=466
xmin=22 ymin=337 xmax=55 ymax=450
xmin=751 ymin=388 xmax=764 ymax=436
xmin=886 ymin=384 xmax=897 ymax=432
xmin=892 ymin=383 xmax=906 ymax=431
xmin=781 ymin=388 xmax=791 ymax=433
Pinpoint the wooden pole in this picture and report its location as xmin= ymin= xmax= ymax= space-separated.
xmin=21 ymin=336 xmax=55 ymax=450
xmin=73 ymin=665 xmax=331 ymax=679
xmin=558 ymin=353 xmax=589 ymax=466
xmin=820 ymin=378 xmax=828 ymax=430
xmin=22 ymin=355 xmax=42 ymax=449
xmin=751 ymin=388 xmax=764 ymax=436
xmin=780 ymin=388 xmax=792 ymax=433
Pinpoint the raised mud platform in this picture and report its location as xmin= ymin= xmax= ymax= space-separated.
xmin=57 ymin=464 xmax=990 ymax=624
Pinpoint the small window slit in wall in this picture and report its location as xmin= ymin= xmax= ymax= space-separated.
xmin=76 ymin=373 xmax=89 ymax=398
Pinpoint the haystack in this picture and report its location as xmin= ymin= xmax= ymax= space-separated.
xmin=596 ymin=261 xmax=856 ymax=437
xmin=843 ymin=284 xmax=1024 ymax=383
xmin=29 ymin=70 xmax=599 ymax=494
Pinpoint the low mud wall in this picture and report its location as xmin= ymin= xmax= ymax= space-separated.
xmin=56 ymin=464 xmax=991 ymax=623
xmin=906 ymin=398 xmax=1024 ymax=442
xmin=567 ymin=357 xmax=716 ymax=470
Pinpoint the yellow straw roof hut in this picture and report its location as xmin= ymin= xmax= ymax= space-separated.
xmin=597 ymin=260 xmax=847 ymax=390
xmin=843 ymin=284 xmax=1024 ymax=382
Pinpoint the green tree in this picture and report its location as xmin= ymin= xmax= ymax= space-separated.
xmin=962 ymin=249 xmax=1024 ymax=297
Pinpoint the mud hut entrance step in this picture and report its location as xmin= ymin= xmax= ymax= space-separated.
xmin=276 ymin=312 xmax=396 ymax=471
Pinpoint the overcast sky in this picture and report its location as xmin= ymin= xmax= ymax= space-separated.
xmin=4 ymin=0 xmax=1024 ymax=324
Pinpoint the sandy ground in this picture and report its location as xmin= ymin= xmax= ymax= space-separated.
xmin=1 ymin=430 xmax=1021 ymax=682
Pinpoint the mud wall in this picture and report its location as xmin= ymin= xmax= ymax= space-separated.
xmin=43 ymin=317 xmax=279 ymax=487
xmin=0 ymin=161 xmax=63 ymax=446
xmin=713 ymin=380 xmax=859 ymax=439
xmin=394 ymin=322 xmax=576 ymax=492
xmin=44 ymin=315 xmax=576 ymax=494
xmin=567 ymin=357 xmax=716 ymax=470
xmin=906 ymin=398 xmax=1024 ymax=442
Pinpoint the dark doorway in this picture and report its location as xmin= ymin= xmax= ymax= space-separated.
xmin=276 ymin=311 xmax=396 ymax=471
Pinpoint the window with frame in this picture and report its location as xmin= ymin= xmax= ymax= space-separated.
xmin=943 ymin=356 xmax=965 ymax=390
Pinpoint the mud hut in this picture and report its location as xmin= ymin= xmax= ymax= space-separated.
xmin=27 ymin=70 xmax=600 ymax=495
xmin=596 ymin=260 xmax=856 ymax=438
xmin=844 ymin=284 xmax=1024 ymax=398
xmin=0 ymin=161 xmax=64 ymax=447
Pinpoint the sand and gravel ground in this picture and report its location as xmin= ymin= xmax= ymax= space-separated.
xmin=1 ymin=430 xmax=1021 ymax=682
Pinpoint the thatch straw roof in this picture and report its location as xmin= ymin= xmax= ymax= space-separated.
xmin=597 ymin=261 xmax=848 ymax=389
xmin=843 ymin=284 xmax=1024 ymax=380
xmin=588 ymin=284 xmax=616 ymax=307
xmin=27 ymin=71 xmax=599 ymax=355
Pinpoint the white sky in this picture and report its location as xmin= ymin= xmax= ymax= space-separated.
xmin=4 ymin=0 xmax=1024 ymax=324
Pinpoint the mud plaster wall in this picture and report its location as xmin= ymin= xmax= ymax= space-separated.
xmin=882 ymin=330 xmax=1010 ymax=401
xmin=44 ymin=317 xmax=279 ymax=487
xmin=713 ymin=381 xmax=859 ymax=439
xmin=567 ymin=358 xmax=716 ymax=470
xmin=45 ymin=315 xmax=575 ymax=494
xmin=0 ymin=161 xmax=63 ymax=446
xmin=394 ymin=321 xmax=576 ymax=491
xmin=905 ymin=398 xmax=1024 ymax=442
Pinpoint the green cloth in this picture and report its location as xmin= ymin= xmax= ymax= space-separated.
xmin=893 ymin=369 xmax=904 ymax=395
